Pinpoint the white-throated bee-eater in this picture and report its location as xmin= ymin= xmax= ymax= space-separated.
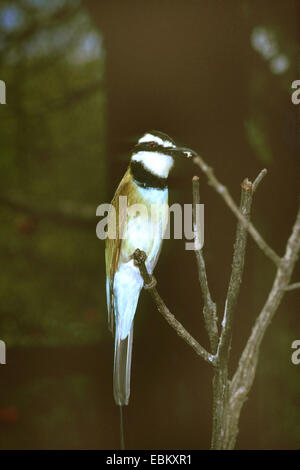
xmin=105 ymin=130 xmax=196 ymax=406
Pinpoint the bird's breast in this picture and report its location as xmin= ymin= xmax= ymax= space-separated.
xmin=120 ymin=186 xmax=168 ymax=273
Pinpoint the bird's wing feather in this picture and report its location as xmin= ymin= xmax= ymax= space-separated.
xmin=106 ymin=169 xmax=144 ymax=406
xmin=105 ymin=170 xmax=132 ymax=333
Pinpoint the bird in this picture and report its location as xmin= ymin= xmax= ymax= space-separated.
xmin=105 ymin=130 xmax=196 ymax=407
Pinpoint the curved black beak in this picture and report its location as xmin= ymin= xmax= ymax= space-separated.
xmin=167 ymin=146 xmax=198 ymax=159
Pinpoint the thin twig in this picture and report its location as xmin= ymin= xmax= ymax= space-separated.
xmin=283 ymin=282 xmax=300 ymax=291
xmin=192 ymin=176 xmax=218 ymax=353
xmin=193 ymin=156 xmax=281 ymax=267
xmin=217 ymin=178 xmax=253 ymax=359
xmin=132 ymin=249 xmax=217 ymax=366
xmin=252 ymin=169 xmax=268 ymax=192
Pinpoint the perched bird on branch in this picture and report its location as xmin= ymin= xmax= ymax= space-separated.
xmin=105 ymin=130 xmax=196 ymax=407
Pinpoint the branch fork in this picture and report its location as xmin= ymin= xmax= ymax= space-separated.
xmin=132 ymin=248 xmax=217 ymax=367
xmin=131 ymin=154 xmax=300 ymax=450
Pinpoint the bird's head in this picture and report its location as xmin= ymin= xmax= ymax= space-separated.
xmin=131 ymin=130 xmax=197 ymax=179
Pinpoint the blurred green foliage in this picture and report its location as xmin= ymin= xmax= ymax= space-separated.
xmin=0 ymin=0 xmax=107 ymax=347
xmin=245 ymin=117 xmax=273 ymax=164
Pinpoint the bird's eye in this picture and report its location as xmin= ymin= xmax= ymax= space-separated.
xmin=149 ymin=142 xmax=158 ymax=149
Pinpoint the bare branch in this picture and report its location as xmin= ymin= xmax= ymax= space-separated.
xmin=217 ymin=178 xmax=253 ymax=359
xmin=132 ymin=248 xmax=216 ymax=366
xmin=192 ymin=156 xmax=281 ymax=267
xmin=283 ymin=282 xmax=300 ymax=291
xmin=226 ymin=204 xmax=300 ymax=449
xmin=192 ymin=176 xmax=218 ymax=353
xmin=252 ymin=168 xmax=268 ymax=192
xmin=211 ymin=177 xmax=255 ymax=450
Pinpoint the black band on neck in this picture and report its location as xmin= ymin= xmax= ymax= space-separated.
xmin=130 ymin=160 xmax=167 ymax=190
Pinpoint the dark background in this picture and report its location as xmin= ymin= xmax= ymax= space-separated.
xmin=0 ymin=0 xmax=299 ymax=449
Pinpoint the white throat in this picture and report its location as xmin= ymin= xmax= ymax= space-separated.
xmin=132 ymin=151 xmax=174 ymax=178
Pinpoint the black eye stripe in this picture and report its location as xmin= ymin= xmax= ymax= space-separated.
xmin=149 ymin=142 xmax=158 ymax=148
xmin=133 ymin=142 xmax=169 ymax=153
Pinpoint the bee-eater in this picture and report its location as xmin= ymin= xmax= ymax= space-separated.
xmin=105 ymin=130 xmax=195 ymax=406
